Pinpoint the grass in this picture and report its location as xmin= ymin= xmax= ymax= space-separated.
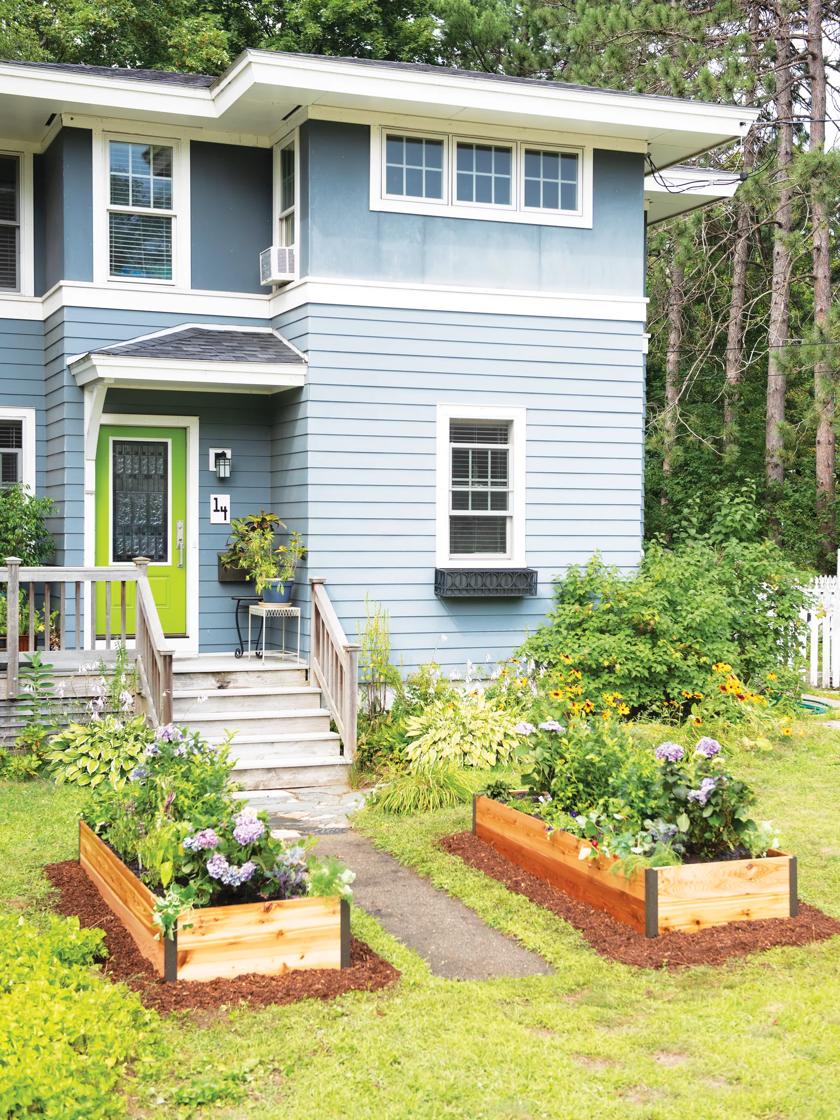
xmin=4 ymin=722 xmax=840 ymax=1119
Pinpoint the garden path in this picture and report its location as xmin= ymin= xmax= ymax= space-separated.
xmin=316 ymin=831 xmax=554 ymax=980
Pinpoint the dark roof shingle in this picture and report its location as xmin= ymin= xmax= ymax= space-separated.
xmin=0 ymin=58 xmax=215 ymax=88
xmin=94 ymin=326 xmax=304 ymax=364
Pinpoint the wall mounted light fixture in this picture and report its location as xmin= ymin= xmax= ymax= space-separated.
xmin=209 ymin=447 xmax=232 ymax=480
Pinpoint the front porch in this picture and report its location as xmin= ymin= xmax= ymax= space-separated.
xmin=0 ymin=560 xmax=359 ymax=793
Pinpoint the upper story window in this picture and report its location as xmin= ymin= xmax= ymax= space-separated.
xmin=523 ymin=148 xmax=578 ymax=212
xmin=278 ymin=138 xmax=296 ymax=247
xmin=455 ymin=143 xmax=512 ymax=207
xmin=108 ymin=141 xmax=174 ymax=280
xmin=0 ymin=155 xmax=20 ymax=291
xmin=371 ymin=124 xmax=590 ymax=228
xmin=384 ymin=134 xmax=444 ymax=201
xmin=436 ymin=404 xmax=526 ymax=568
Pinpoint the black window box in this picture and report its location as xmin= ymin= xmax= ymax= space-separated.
xmin=217 ymin=555 xmax=251 ymax=584
xmin=434 ymin=568 xmax=538 ymax=598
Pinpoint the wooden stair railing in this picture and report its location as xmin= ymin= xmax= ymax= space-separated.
xmin=1 ymin=555 xmax=173 ymax=725
xmin=309 ymin=577 xmax=360 ymax=760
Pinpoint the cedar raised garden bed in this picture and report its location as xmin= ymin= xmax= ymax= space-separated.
xmin=473 ymin=795 xmax=797 ymax=937
xmin=79 ymin=821 xmax=350 ymax=981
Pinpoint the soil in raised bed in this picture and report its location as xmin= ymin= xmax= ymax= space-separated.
xmin=441 ymin=831 xmax=840 ymax=970
xmin=45 ymin=861 xmax=400 ymax=1013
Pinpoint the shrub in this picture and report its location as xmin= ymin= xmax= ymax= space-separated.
xmin=520 ymin=543 xmax=807 ymax=716
xmin=47 ymin=715 xmax=154 ymax=790
xmin=0 ymin=485 xmax=55 ymax=565
xmin=0 ymin=912 xmax=154 ymax=1119
xmin=404 ymin=691 xmax=522 ymax=769
xmin=370 ymin=766 xmax=474 ymax=814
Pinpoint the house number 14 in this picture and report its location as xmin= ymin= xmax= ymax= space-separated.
xmin=210 ymin=494 xmax=230 ymax=524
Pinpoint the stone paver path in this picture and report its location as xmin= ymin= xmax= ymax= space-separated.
xmin=238 ymin=786 xmax=367 ymax=836
xmin=317 ymin=831 xmax=553 ymax=980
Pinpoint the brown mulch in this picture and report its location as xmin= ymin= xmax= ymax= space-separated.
xmin=44 ymin=861 xmax=399 ymax=1014
xmin=441 ymin=831 xmax=840 ymax=970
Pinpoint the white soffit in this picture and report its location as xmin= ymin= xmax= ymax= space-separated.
xmin=645 ymin=165 xmax=742 ymax=224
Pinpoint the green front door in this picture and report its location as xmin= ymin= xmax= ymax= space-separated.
xmin=95 ymin=425 xmax=188 ymax=637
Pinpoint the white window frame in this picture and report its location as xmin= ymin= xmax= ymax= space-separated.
xmin=0 ymin=406 xmax=36 ymax=490
xmin=435 ymin=403 xmax=526 ymax=569
xmin=370 ymin=121 xmax=592 ymax=228
xmin=381 ymin=127 xmax=449 ymax=206
xmin=93 ymin=128 xmax=190 ymax=288
xmin=0 ymin=149 xmax=33 ymax=297
xmin=451 ymin=136 xmax=516 ymax=215
xmin=519 ymin=141 xmax=584 ymax=218
xmin=273 ymin=129 xmax=299 ymax=254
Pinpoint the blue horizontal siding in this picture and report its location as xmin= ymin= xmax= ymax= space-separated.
xmin=0 ymin=319 xmax=46 ymax=491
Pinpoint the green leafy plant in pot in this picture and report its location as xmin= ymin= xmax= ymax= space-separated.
xmin=220 ymin=511 xmax=306 ymax=603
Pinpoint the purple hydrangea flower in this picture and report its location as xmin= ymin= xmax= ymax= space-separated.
xmin=129 ymin=765 xmax=148 ymax=782
xmin=206 ymin=853 xmax=229 ymax=880
xmin=206 ymin=853 xmax=257 ymax=887
xmin=232 ymin=810 xmax=266 ymax=846
xmin=538 ymin=720 xmax=565 ymax=733
xmin=655 ymin=741 xmax=685 ymax=763
xmin=144 ymin=743 xmax=160 ymax=757
xmin=183 ymin=828 xmax=220 ymax=852
xmin=695 ymin=737 xmax=722 ymax=759
xmin=688 ymin=777 xmax=718 ymax=806
xmin=514 ymin=721 xmax=537 ymax=736
xmin=155 ymin=723 xmax=183 ymax=742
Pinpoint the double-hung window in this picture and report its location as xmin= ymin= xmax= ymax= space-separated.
xmin=437 ymin=406 xmax=526 ymax=566
xmin=0 ymin=408 xmax=35 ymax=489
xmin=0 ymin=155 xmax=20 ymax=291
xmin=278 ymin=138 xmax=296 ymax=247
xmin=108 ymin=140 xmax=174 ymax=280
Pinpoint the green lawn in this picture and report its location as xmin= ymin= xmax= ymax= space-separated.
xmin=4 ymin=724 xmax=840 ymax=1119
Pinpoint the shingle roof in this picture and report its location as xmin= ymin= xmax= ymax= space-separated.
xmin=0 ymin=58 xmax=215 ymax=88
xmin=93 ymin=326 xmax=305 ymax=364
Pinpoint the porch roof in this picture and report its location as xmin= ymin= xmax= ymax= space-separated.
xmin=69 ymin=324 xmax=307 ymax=395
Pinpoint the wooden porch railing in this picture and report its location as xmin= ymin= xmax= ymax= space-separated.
xmin=1 ymin=555 xmax=173 ymax=725
xmin=309 ymin=577 xmax=359 ymax=760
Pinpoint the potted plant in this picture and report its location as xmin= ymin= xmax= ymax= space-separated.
xmin=220 ymin=512 xmax=306 ymax=603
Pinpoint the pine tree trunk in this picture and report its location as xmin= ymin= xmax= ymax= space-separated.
xmin=663 ymin=260 xmax=684 ymax=493
xmin=808 ymin=0 xmax=835 ymax=563
xmin=765 ymin=11 xmax=795 ymax=496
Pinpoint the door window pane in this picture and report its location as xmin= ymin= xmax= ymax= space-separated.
xmin=111 ymin=440 xmax=169 ymax=562
xmin=455 ymin=143 xmax=512 ymax=206
xmin=384 ymin=135 xmax=445 ymax=200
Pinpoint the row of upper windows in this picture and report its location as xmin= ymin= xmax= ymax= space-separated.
xmin=382 ymin=132 xmax=581 ymax=216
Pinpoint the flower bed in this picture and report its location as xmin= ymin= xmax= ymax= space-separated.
xmin=473 ymin=796 xmax=796 ymax=936
xmin=74 ymin=722 xmax=354 ymax=982
xmin=79 ymin=821 xmax=349 ymax=980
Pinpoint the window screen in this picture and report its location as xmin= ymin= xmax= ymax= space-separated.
xmin=449 ymin=420 xmax=511 ymax=556
xmin=0 ymin=156 xmax=19 ymax=291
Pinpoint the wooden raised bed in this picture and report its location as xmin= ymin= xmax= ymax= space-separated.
xmin=79 ymin=821 xmax=350 ymax=981
xmin=473 ymin=795 xmax=797 ymax=937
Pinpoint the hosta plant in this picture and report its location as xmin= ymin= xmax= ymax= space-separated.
xmin=404 ymin=691 xmax=522 ymax=769
xmin=47 ymin=715 xmax=154 ymax=790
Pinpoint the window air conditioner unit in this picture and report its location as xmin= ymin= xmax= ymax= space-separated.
xmin=260 ymin=245 xmax=295 ymax=286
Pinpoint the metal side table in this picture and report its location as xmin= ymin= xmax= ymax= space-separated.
xmin=247 ymin=604 xmax=301 ymax=662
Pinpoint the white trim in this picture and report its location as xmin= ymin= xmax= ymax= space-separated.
xmin=369 ymin=124 xmax=593 ymax=228
xmin=93 ymin=127 xmax=190 ymax=288
xmin=44 ymin=280 xmax=269 ymax=319
xmin=85 ymin=412 xmax=200 ymax=652
xmin=71 ymin=355 xmax=306 ymax=394
xmin=0 ymin=150 xmax=33 ymax=297
xmin=435 ymin=403 xmax=526 ymax=569
xmin=271 ymin=128 xmax=299 ymax=279
xmin=0 ymin=405 xmax=36 ymax=490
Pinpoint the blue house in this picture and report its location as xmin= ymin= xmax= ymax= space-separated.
xmin=0 ymin=52 xmax=753 ymax=788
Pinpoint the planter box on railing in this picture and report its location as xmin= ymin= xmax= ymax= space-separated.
xmin=79 ymin=822 xmax=350 ymax=981
xmin=473 ymin=796 xmax=797 ymax=937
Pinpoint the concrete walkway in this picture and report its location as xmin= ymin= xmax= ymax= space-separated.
xmin=317 ymin=831 xmax=553 ymax=981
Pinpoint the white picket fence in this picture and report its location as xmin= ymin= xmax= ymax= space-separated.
xmin=803 ymin=575 xmax=840 ymax=688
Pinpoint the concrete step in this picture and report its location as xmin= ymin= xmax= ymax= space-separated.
xmin=188 ymin=707 xmax=333 ymax=740
xmin=172 ymin=658 xmax=308 ymax=691
xmin=233 ymin=756 xmax=351 ymax=791
xmin=172 ymin=685 xmax=323 ymax=718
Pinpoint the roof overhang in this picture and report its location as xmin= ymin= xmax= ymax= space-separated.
xmin=0 ymin=51 xmax=759 ymax=169
xmin=644 ymin=164 xmax=742 ymax=224
xmin=69 ymin=354 xmax=306 ymax=395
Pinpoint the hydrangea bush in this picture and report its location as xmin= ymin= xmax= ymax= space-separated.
xmin=496 ymin=716 xmax=777 ymax=867
xmin=84 ymin=723 xmax=354 ymax=937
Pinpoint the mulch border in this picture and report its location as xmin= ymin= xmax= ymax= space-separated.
xmin=441 ymin=831 xmax=840 ymax=970
xmin=45 ymin=860 xmax=399 ymax=1014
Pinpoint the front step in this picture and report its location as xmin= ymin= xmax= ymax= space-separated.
xmin=172 ymin=659 xmax=308 ymax=691
xmin=172 ymin=685 xmax=323 ymax=718
xmin=233 ymin=757 xmax=351 ymax=791
xmin=187 ymin=707 xmax=333 ymax=741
